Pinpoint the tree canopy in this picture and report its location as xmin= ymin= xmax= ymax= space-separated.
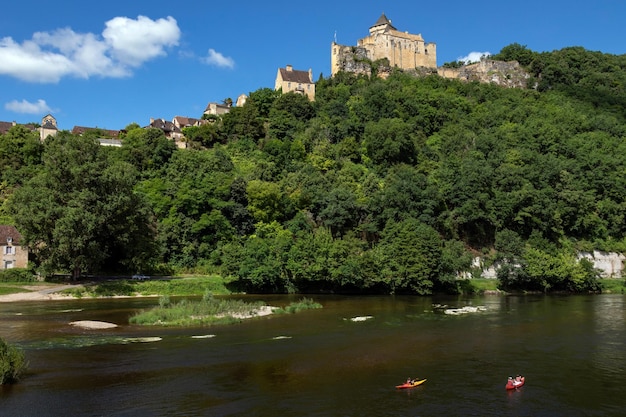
xmin=3 ymin=44 xmax=625 ymax=294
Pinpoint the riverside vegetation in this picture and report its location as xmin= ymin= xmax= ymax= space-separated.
xmin=0 ymin=337 xmax=27 ymax=384
xmin=129 ymin=292 xmax=322 ymax=326
xmin=1 ymin=44 xmax=626 ymax=294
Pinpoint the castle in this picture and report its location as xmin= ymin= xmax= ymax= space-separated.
xmin=331 ymin=14 xmax=529 ymax=88
xmin=331 ymin=13 xmax=437 ymax=77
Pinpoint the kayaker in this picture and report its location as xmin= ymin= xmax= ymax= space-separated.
xmin=514 ymin=375 xmax=523 ymax=385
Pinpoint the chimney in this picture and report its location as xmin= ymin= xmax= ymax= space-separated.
xmin=150 ymin=118 xmax=154 ymax=124
xmin=309 ymin=68 xmax=313 ymax=82
xmin=286 ymin=64 xmax=293 ymax=72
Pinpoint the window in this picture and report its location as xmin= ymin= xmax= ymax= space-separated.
xmin=5 ymin=246 xmax=13 ymax=255
xmin=4 ymin=261 xmax=13 ymax=269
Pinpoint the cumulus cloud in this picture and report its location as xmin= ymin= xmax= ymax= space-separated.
xmin=202 ymin=48 xmax=235 ymax=69
xmin=457 ymin=51 xmax=491 ymax=64
xmin=5 ymin=99 xmax=53 ymax=114
xmin=0 ymin=15 xmax=181 ymax=83
xmin=103 ymin=16 xmax=180 ymax=66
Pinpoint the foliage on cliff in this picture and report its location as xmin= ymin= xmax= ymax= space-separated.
xmin=2 ymin=45 xmax=626 ymax=294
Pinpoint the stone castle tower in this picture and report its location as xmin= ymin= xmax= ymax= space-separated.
xmin=331 ymin=13 xmax=437 ymax=76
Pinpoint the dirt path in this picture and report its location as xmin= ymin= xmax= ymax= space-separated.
xmin=0 ymin=284 xmax=81 ymax=302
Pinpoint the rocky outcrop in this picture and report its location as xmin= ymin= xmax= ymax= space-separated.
xmin=577 ymin=251 xmax=625 ymax=278
xmin=438 ymin=60 xmax=531 ymax=88
xmin=473 ymin=251 xmax=625 ymax=279
xmin=334 ymin=45 xmax=372 ymax=76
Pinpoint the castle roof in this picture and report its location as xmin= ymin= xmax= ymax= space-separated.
xmin=371 ymin=13 xmax=396 ymax=31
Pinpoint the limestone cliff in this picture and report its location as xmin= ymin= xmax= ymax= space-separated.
xmin=437 ymin=60 xmax=531 ymax=89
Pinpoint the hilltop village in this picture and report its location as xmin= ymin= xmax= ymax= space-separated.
xmin=0 ymin=13 xmax=529 ymax=148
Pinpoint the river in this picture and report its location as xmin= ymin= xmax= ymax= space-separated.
xmin=0 ymin=294 xmax=625 ymax=416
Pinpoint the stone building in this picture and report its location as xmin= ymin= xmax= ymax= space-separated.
xmin=204 ymin=102 xmax=232 ymax=117
xmin=275 ymin=65 xmax=316 ymax=101
xmin=0 ymin=225 xmax=28 ymax=269
xmin=331 ymin=13 xmax=437 ymax=77
xmin=40 ymin=114 xmax=58 ymax=141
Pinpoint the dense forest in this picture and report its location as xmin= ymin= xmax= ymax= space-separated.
xmin=2 ymin=44 xmax=625 ymax=294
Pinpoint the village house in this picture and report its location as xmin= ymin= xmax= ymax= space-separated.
xmin=172 ymin=116 xmax=208 ymax=130
xmin=40 ymin=114 xmax=59 ymax=141
xmin=275 ymin=64 xmax=316 ymax=101
xmin=0 ymin=121 xmax=37 ymax=135
xmin=203 ymin=102 xmax=232 ymax=117
xmin=145 ymin=118 xmax=185 ymax=148
xmin=0 ymin=225 xmax=28 ymax=269
xmin=72 ymin=125 xmax=123 ymax=147
xmin=71 ymin=126 xmax=121 ymax=139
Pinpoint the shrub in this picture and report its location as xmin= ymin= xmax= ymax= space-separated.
xmin=0 ymin=268 xmax=36 ymax=283
xmin=0 ymin=337 xmax=27 ymax=384
xmin=275 ymin=298 xmax=323 ymax=314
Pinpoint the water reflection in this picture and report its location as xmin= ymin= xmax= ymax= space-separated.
xmin=592 ymin=295 xmax=626 ymax=383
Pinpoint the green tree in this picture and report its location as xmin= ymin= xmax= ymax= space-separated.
xmin=491 ymin=43 xmax=537 ymax=66
xmin=120 ymin=127 xmax=177 ymax=176
xmin=221 ymin=105 xmax=265 ymax=141
xmin=363 ymin=118 xmax=416 ymax=169
xmin=377 ymin=218 xmax=442 ymax=294
xmin=247 ymin=87 xmax=281 ymax=118
xmin=182 ymin=123 xmax=223 ymax=148
xmin=235 ymin=221 xmax=294 ymax=292
xmin=10 ymin=136 xmax=157 ymax=278
xmin=0 ymin=125 xmax=43 ymax=185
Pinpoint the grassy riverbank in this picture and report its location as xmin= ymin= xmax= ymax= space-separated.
xmin=60 ymin=275 xmax=234 ymax=298
xmin=0 ymin=276 xmax=624 ymax=298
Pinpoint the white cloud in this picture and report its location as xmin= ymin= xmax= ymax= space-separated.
xmin=202 ymin=48 xmax=235 ymax=69
xmin=0 ymin=15 xmax=181 ymax=83
xmin=457 ymin=51 xmax=491 ymax=64
xmin=103 ymin=16 xmax=180 ymax=66
xmin=5 ymin=99 xmax=53 ymax=114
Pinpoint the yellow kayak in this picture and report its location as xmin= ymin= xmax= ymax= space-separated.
xmin=396 ymin=379 xmax=427 ymax=389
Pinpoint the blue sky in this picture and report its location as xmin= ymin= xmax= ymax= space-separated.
xmin=1 ymin=0 xmax=625 ymax=131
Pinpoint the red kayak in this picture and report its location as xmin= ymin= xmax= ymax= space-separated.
xmin=396 ymin=379 xmax=426 ymax=389
xmin=506 ymin=376 xmax=525 ymax=390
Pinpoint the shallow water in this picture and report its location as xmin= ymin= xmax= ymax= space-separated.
xmin=1 ymin=294 xmax=625 ymax=416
